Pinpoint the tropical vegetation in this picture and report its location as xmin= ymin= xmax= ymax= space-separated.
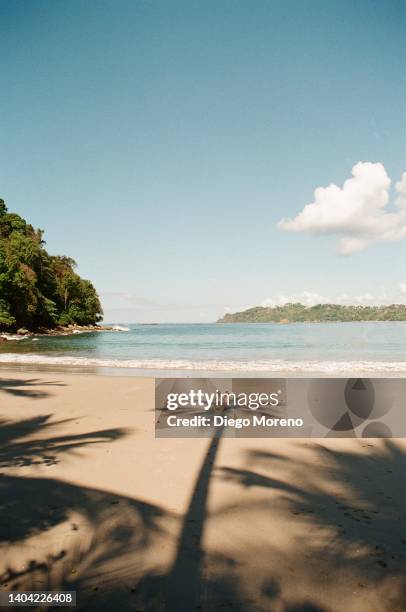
xmin=0 ymin=198 xmax=102 ymax=331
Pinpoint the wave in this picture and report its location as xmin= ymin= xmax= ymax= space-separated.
xmin=1 ymin=353 xmax=406 ymax=373
xmin=111 ymin=325 xmax=131 ymax=332
xmin=0 ymin=334 xmax=29 ymax=341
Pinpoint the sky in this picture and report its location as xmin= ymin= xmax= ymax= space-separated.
xmin=1 ymin=0 xmax=406 ymax=322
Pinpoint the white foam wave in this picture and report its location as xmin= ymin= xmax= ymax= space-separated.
xmin=0 ymin=334 xmax=29 ymax=341
xmin=111 ymin=325 xmax=130 ymax=332
xmin=0 ymin=353 xmax=406 ymax=373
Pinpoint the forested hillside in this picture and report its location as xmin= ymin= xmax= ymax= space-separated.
xmin=218 ymin=302 xmax=406 ymax=323
xmin=0 ymin=199 xmax=102 ymax=331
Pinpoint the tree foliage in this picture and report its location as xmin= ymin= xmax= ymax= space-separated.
xmin=0 ymin=199 xmax=103 ymax=331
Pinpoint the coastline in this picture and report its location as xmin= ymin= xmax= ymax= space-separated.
xmin=218 ymin=304 xmax=406 ymax=324
xmin=0 ymin=324 xmax=118 ymax=341
xmin=1 ymin=320 xmax=406 ymax=376
xmin=1 ymin=356 xmax=406 ymax=378
xmin=1 ymin=367 xmax=405 ymax=610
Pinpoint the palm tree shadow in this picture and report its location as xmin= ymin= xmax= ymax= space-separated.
xmin=0 ymin=475 xmax=174 ymax=612
xmin=0 ymin=377 xmax=65 ymax=399
xmin=0 ymin=414 xmax=127 ymax=469
xmin=129 ymin=423 xmax=249 ymax=612
xmin=218 ymin=440 xmax=406 ymax=611
xmin=0 ymin=413 xmax=350 ymax=611
xmin=0 ymin=409 xmax=227 ymax=612
xmin=0 ymin=413 xmax=173 ymax=611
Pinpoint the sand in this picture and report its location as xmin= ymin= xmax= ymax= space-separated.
xmin=0 ymin=368 xmax=405 ymax=611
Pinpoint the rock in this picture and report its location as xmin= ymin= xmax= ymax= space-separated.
xmin=0 ymin=336 xmax=7 ymax=343
xmin=17 ymin=328 xmax=30 ymax=335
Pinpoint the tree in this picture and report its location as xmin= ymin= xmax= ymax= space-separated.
xmin=0 ymin=198 xmax=103 ymax=331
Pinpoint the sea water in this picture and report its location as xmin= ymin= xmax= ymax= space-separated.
xmin=1 ymin=322 xmax=406 ymax=376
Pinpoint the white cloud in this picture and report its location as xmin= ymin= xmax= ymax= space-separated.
xmin=262 ymin=292 xmax=328 ymax=307
xmin=396 ymin=172 xmax=406 ymax=208
xmin=399 ymin=283 xmax=406 ymax=295
xmin=261 ymin=290 xmax=398 ymax=308
xmin=278 ymin=162 xmax=406 ymax=254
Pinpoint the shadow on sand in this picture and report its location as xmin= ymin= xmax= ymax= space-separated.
xmin=0 ymin=377 xmax=65 ymax=399
xmin=0 ymin=414 xmax=126 ymax=469
xmin=2 ymin=402 xmax=406 ymax=611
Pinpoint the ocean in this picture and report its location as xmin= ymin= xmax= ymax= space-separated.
xmin=1 ymin=322 xmax=406 ymax=376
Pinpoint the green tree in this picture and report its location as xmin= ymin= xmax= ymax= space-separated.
xmin=0 ymin=198 xmax=103 ymax=331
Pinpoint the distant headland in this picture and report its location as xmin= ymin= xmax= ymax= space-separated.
xmin=217 ymin=303 xmax=406 ymax=323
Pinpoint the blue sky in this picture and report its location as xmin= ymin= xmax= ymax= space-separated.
xmin=1 ymin=0 xmax=406 ymax=322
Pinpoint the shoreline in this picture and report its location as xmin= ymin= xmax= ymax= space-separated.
xmin=0 ymin=324 xmax=127 ymax=342
xmin=0 ymin=325 xmax=117 ymax=342
xmin=2 ymin=320 xmax=406 ymax=376
xmin=1 ymin=359 xmax=406 ymax=378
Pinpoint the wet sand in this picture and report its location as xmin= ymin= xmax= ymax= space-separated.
xmin=0 ymin=369 xmax=405 ymax=611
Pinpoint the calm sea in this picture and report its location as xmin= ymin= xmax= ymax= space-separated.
xmin=1 ymin=322 xmax=406 ymax=376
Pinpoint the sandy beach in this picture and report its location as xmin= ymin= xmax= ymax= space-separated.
xmin=1 ymin=369 xmax=405 ymax=611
